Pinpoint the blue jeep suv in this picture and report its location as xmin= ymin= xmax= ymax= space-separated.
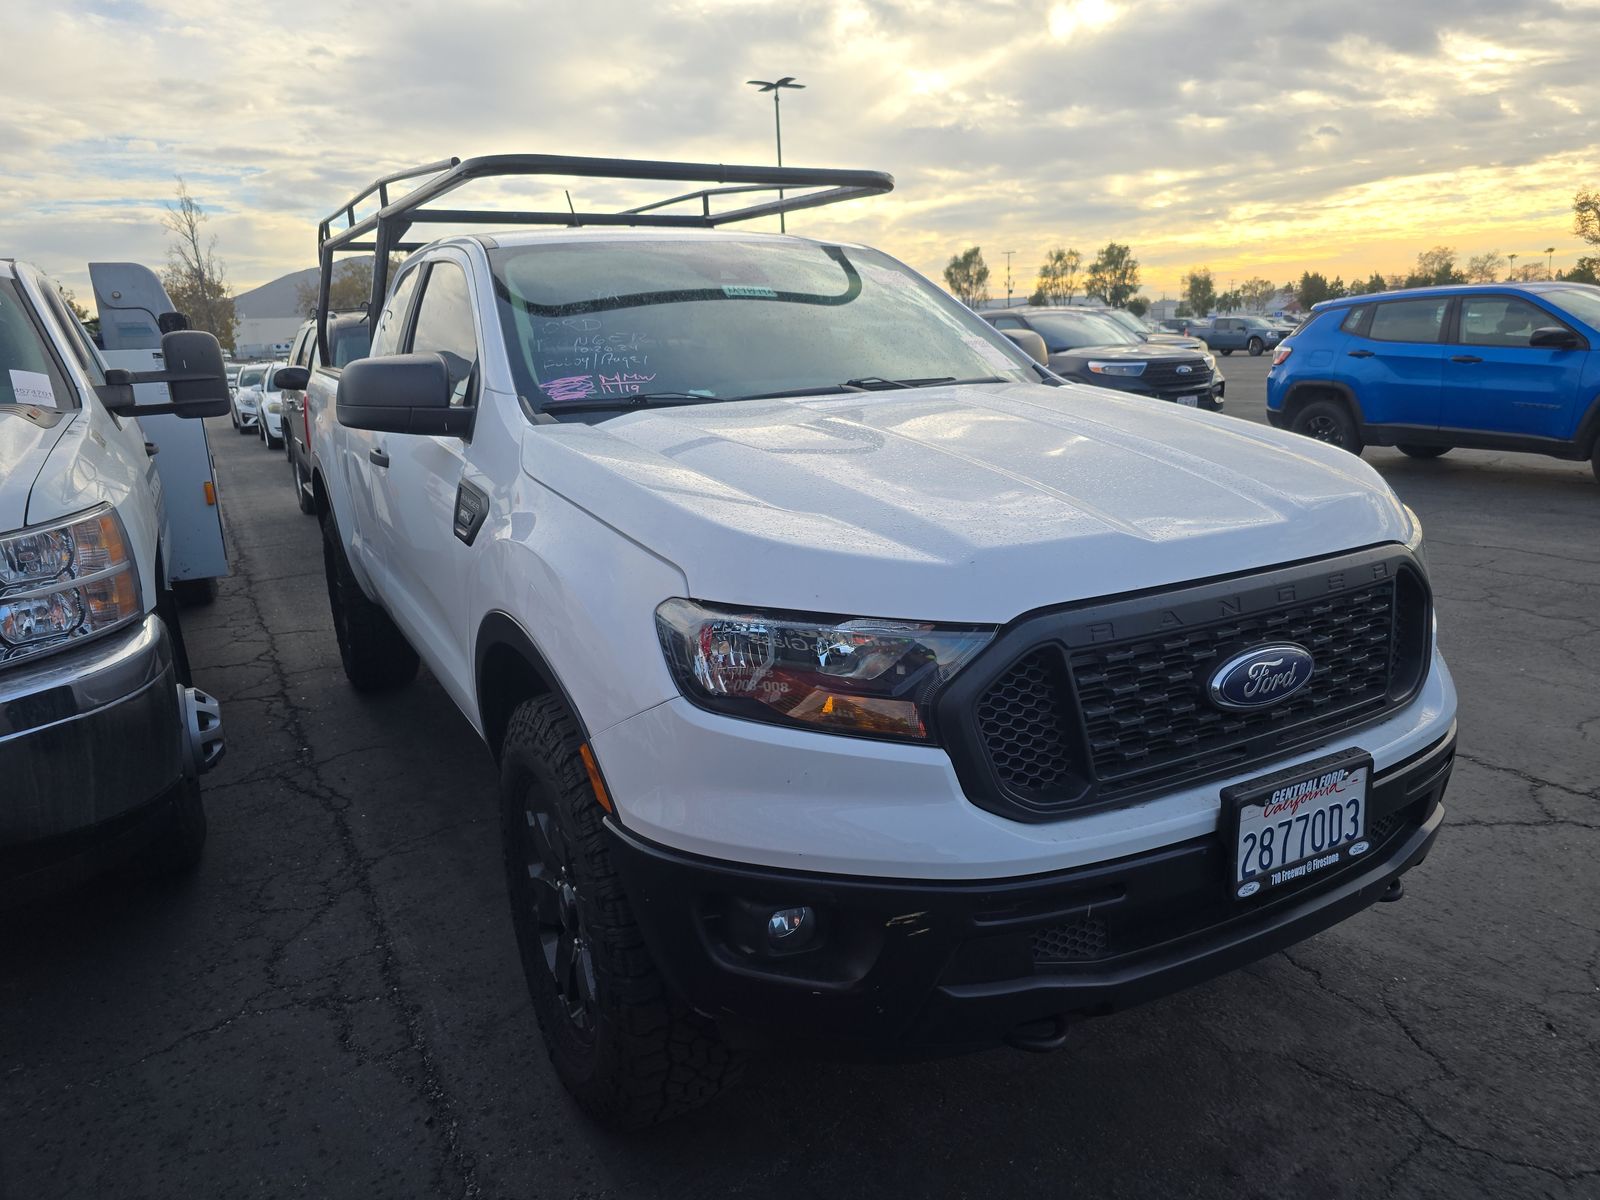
xmin=1267 ymin=282 xmax=1600 ymax=482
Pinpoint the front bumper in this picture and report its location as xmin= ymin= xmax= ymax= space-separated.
xmin=0 ymin=616 xmax=210 ymax=895
xmin=260 ymin=405 xmax=283 ymax=437
xmin=1072 ymin=373 xmax=1223 ymax=412
xmin=607 ymin=727 xmax=1453 ymax=1056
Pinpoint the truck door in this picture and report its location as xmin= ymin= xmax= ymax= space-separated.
xmin=370 ymin=254 xmax=483 ymax=711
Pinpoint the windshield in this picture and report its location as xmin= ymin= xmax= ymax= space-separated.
xmin=1101 ymin=309 xmax=1154 ymax=338
xmin=1546 ymin=286 xmax=1600 ymax=330
xmin=1025 ymin=312 xmax=1136 ymax=352
xmin=0 ymin=279 xmax=73 ymax=407
xmin=489 ymin=238 xmax=1035 ymax=412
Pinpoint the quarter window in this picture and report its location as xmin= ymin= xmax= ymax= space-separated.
xmin=1339 ymin=306 xmax=1369 ymax=334
xmin=1458 ymin=297 xmax=1563 ymax=348
xmin=1366 ymin=299 xmax=1446 ymax=344
xmin=408 ymin=261 xmax=478 ymax=404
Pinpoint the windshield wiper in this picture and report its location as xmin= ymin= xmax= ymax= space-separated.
xmin=543 ymin=391 xmax=717 ymax=413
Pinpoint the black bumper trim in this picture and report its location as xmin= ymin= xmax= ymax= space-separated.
xmin=606 ymin=725 xmax=1454 ymax=1056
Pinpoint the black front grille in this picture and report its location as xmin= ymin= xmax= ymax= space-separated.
xmin=1074 ymin=582 xmax=1395 ymax=795
xmin=1142 ymin=360 xmax=1212 ymax=392
xmin=947 ymin=548 xmax=1432 ymax=821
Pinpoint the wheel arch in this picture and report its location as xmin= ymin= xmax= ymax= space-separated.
xmin=475 ymin=611 xmax=588 ymax=759
xmin=1574 ymin=394 xmax=1600 ymax=458
xmin=1281 ymin=380 xmax=1366 ymax=428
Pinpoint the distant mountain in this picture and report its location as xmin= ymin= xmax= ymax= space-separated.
xmin=234 ymin=267 xmax=318 ymax=320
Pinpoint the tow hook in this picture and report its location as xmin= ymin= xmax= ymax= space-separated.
xmin=1005 ymin=1014 xmax=1072 ymax=1053
xmin=1379 ymin=877 xmax=1406 ymax=903
xmin=179 ymin=685 xmax=225 ymax=774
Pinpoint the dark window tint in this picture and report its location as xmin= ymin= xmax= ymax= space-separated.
xmin=408 ymin=261 xmax=478 ymax=404
xmin=991 ymin=316 xmax=1026 ymax=329
xmin=0 ymin=279 xmax=74 ymax=407
xmin=1367 ymin=299 xmax=1445 ymax=343
xmin=291 ymin=327 xmax=313 ymax=367
xmin=331 ymin=323 xmax=371 ymax=367
xmin=1339 ymin=306 xmax=1369 ymax=333
xmin=370 ymin=267 xmax=422 ymax=358
xmin=1458 ymin=296 xmax=1562 ymax=348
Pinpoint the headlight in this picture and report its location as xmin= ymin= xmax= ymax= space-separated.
xmin=265 ymin=399 xmax=281 ymax=413
xmin=0 ymin=506 xmax=143 ymax=665
xmin=655 ymin=599 xmax=993 ymax=743
xmin=1086 ymin=361 xmax=1147 ymax=377
xmin=1403 ymin=504 xmax=1426 ymax=569
xmin=1203 ymin=353 xmax=1216 ymax=369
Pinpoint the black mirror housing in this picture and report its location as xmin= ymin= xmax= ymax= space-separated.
xmin=1000 ymin=328 xmax=1050 ymax=366
xmin=1529 ymin=326 xmax=1580 ymax=350
xmin=273 ymin=366 xmax=310 ymax=391
xmin=97 ymin=332 xmax=230 ymax=418
xmin=337 ymin=353 xmax=468 ymax=436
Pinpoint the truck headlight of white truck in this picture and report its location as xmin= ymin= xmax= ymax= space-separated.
xmin=0 ymin=505 xmax=142 ymax=664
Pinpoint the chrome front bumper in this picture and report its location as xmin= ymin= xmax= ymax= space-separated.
xmin=0 ymin=615 xmax=220 ymax=846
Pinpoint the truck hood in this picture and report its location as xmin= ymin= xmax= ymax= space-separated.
xmin=524 ymin=381 xmax=1411 ymax=623
xmin=0 ymin=407 xmax=75 ymax=533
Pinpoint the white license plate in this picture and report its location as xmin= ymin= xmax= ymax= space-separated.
xmin=1226 ymin=751 xmax=1371 ymax=899
xmin=1176 ymin=394 xmax=1199 ymax=407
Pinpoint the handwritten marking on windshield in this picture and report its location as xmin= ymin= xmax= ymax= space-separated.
xmin=542 ymin=372 xmax=659 ymax=404
xmin=542 ymin=375 xmax=597 ymax=403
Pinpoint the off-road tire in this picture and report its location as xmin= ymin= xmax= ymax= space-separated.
xmin=1248 ymin=336 xmax=1265 ymax=356
xmin=292 ymin=456 xmax=316 ymax=515
xmin=126 ymin=776 xmax=207 ymax=879
xmin=1397 ymin=444 xmax=1451 ymax=460
xmin=1290 ymin=397 xmax=1365 ymax=454
xmin=320 ymin=514 xmax=418 ymax=691
xmin=500 ymin=696 xmax=742 ymax=1129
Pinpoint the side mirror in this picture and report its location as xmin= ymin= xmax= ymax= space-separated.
xmin=1000 ymin=328 xmax=1050 ymax=366
xmin=337 ymin=353 xmax=468 ymax=436
xmin=273 ymin=366 xmax=310 ymax=391
xmin=1529 ymin=326 xmax=1580 ymax=350
xmin=98 ymin=330 xmax=230 ymax=418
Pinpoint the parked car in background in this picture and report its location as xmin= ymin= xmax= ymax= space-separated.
xmin=1096 ymin=308 xmax=1208 ymax=351
xmin=1200 ymin=316 xmax=1284 ymax=357
xmin=280 ymin=314 xmax=370 ymax=515
xmin=254 ymin=361 xmax=287 ymax=449
xmin=0 ymin=259 xmax=228 ymax=903
xmin=1268 ymin=282 xmax=1600 ymax=480
xmin=230 ymin=363 xmax=265 ymax=432
xmin=985 ymin=306 xmax=1223 ymax=409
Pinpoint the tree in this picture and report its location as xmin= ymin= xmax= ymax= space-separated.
xmin=943 ymin=246 xmax=990 ymax=309
xmin=1216 ymin=288 xmax=1243 ymax=313
xmin=161 ymin=178 xmax=236 ymax=352
xmin=1563 ymin=256 xmax=1600 ymax=285
xmin=1327 ymin=276 xmax=1347 ymax=300
xmin=1575 ymin=187 xmax=1600 ymax=247
xmin=1364 ymin=272 xmax=1388 ymax=295
xmin=1085 ymin=242 xmax=1140 ymax=308
xmin=1404 ymin=246 xmax=1465 ymax=288
xmin=1125 ymin=296 xmax=1149 ymax=318
xmin=1510 ymin=263 xmax=1550 ymax=282
xmin=1182 ymin=267 xmax=1216 ymax=317
xmin=294 ymin=255 xmax=407 ymax=318
xmin=1466 ymin=250 xmax=1506 ymax=284
xmin=1238 ymin=276 xmax=1276 ymax=312
xmin=1035 ymin=247 xmax=1082 ymax=306
xmin=56 ymin=284 xmax=91 ymax=321
xmin=1296 ymin=271 xmax=1332 ymax=309
xmin=1027 ymin=286 xmax=1047 ymax=305
xmin=1174 ymin=302 xmax=1192 ymax=318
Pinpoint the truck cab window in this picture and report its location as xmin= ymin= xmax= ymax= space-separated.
xmin=408 ymin=261 xmax=478 ymax=405
xmin=370 ymin=268 xmax=421 ymax=359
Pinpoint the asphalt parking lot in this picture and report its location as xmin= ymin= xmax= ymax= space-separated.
xmin=4 ymin=360 xmax=1598 ymax=1199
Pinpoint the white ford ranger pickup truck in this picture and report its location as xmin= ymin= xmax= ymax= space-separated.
xmin=292 ymin=157 xmax=1456 ymax=1128
xmin=1 ymin=259 xmax=228 ymax=904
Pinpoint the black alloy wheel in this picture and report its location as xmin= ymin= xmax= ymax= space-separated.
xmin=514 ymin=782 xmax=599 ymax=1037
xmin=1289 ymin=397 xmax=1365 ymax=454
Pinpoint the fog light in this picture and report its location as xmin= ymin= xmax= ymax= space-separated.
xmin=766 ymin=906 xmax=815 ymax=948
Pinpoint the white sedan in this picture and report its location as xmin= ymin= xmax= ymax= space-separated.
xmin=230 ymin=363 xmax=265 ymax=432
xmin=255 ymin=361 xmax=287 ymax=449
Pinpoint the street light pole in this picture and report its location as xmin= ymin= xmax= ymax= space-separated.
xmin=746 ymin=76 xmax=805 ymax=233
xmin=1004 ymin=250 xmax=1016 ymax=307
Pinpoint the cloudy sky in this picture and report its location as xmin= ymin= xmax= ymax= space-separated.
xmin=4 ymin=0 xmax=1598 ymax=304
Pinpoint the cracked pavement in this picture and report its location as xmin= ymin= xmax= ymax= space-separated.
xmin=2 ymin=363 xmax=1596 ymax=1199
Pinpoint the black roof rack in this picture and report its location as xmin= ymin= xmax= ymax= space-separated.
xmin=314 ymin=153 xmax=894 ymax=360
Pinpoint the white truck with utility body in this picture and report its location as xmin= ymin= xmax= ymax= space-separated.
xmin=1 ymin=259 xmax=229 ymax=903
xmin=290 ymin=157 xmax=1457 ymax=1129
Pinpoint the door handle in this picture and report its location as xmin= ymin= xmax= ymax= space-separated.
xmin=1450 ymin=354 xmax=1483 ymax=364
xmin=1347 ymin=349 xmax=1374 ymax=358
xmin=369 ymin=447 xmax=390 ymax=468
xmin=143 ymin=440 xmax=159 ymax=457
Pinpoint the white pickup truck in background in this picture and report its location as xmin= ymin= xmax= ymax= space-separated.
xmin=1 ymin=258 xmax=229 ymax=904
xmin=290 ymin=156 xmax=1457 ymax=1130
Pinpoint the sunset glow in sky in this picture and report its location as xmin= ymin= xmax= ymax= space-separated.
xmin=4 ymin=0 xmax=1597 ymax=301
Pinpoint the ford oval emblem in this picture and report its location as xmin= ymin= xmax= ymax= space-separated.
xmin=1176 ymin=364 xmax=1193 ymax=374
xmin=1209 ymin=643 xmax=1315 ymax=711
xmin=1237 ymin=880 xmax=1261 ymax=898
